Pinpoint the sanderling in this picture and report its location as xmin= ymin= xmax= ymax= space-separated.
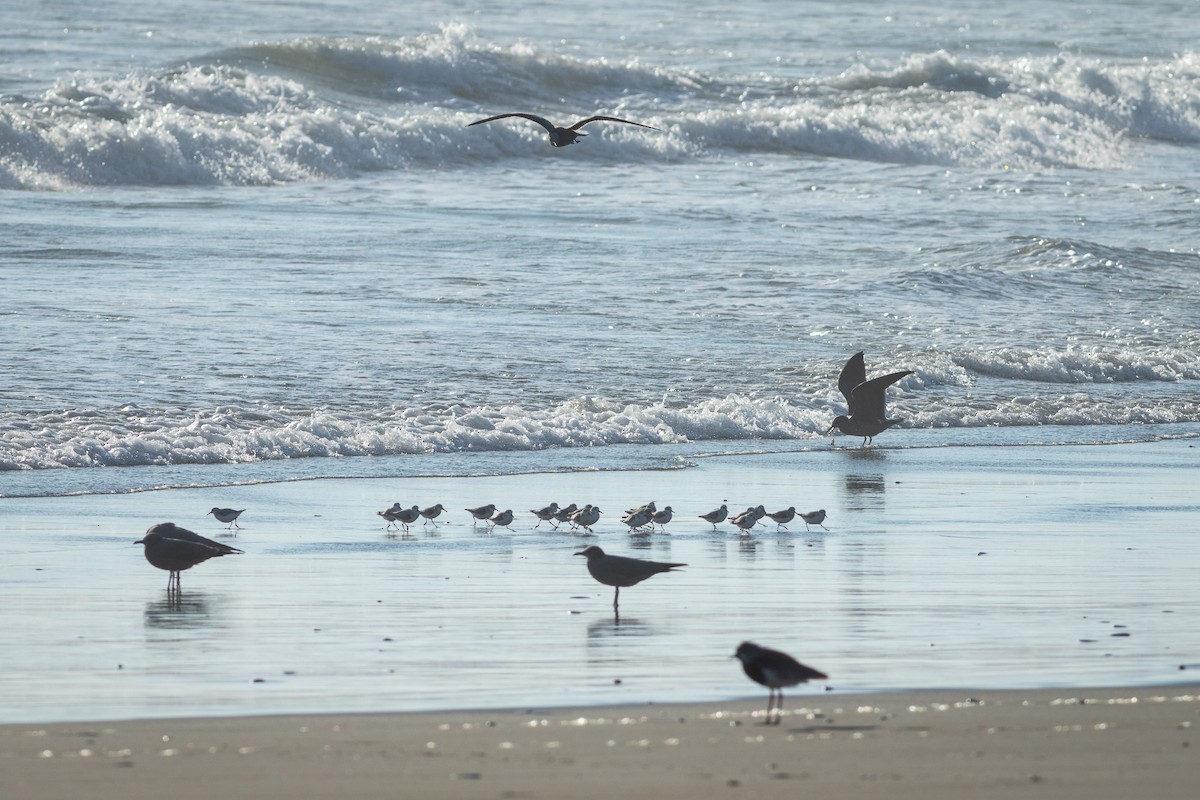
xmin=699 ymin=504 xmax=729 ymax=529
xmin=800 ymin=509 xmax=829 ymax=531
xmin=765 ymin=507 xmax=797 ymax=530
xmin=207 ymin=507 xmax=245 ymax=530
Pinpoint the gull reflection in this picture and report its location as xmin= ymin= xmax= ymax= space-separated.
xmin=586 ymin=616 xmax=653 ymax=642
xmin=144 ymin=592 xmax=220 ymax=630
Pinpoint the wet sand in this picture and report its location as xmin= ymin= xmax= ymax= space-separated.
xmin=3 ymin=685 xmax=1198 ymax=799
xmin=1 ymin=439 xmax=1198 ymax=725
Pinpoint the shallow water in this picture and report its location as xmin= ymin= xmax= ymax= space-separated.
xmin=2 ymin=441 xmax=1197 ymax=723
xmin=3 ymin=0 xmax=1200 ymax=723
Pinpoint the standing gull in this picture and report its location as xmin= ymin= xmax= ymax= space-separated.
xmin=207 ymin=507 xmax=245 ymax=530
xmin=467 ymin=113 xmax=659 ymax=148
xmin=574 ymin=545 xmax=685 ymax=611
xmin=828 ymin=351 xmax=914 ymax=446
xmin=733 ymin=641 xmax=828 ymax=726
xmin=134 ymin=522 xmax=242 ymax=593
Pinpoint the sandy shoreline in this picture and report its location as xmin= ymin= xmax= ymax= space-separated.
xmin=3 ymin=685 xmax=1197 ymax=799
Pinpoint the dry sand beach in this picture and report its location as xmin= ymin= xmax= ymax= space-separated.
xmin=3 ymin=687 xmax=1198 ymax=799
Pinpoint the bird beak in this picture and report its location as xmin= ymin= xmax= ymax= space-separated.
xmin=573 ymin=550 xmax=586 ymax=557
xmin=133 ymin=539 xmax=144 ymax=545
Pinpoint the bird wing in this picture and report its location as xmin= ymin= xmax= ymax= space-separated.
xmin=467 ymin=112 xmax=556 ymax=134
xmin=837 ymin=352 xmax=867 ymax=410
xmin=592 ymin=554 xmax=684 ymax=586
xmin=850 ymin=370 xmax=913 ymax=421
xmin=568 ymin=115 xmax=659 ymax=131
xmin=149 ymin=522 xmax=242 ymax=554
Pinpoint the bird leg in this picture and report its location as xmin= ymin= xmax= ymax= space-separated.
xmin=613 ymin=586 xmax=620 ymax=610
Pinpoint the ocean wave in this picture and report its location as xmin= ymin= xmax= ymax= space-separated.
xmin=899 ymin=236 xmax=1200 ymax=299
xmin=2 ymin=27 xmax=1198 ymax=188
xmin=3 ymin=374 xmax=1197 ymax=471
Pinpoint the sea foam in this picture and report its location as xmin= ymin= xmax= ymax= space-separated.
xmin=3 ymin=28 xmax=1197 ymax=188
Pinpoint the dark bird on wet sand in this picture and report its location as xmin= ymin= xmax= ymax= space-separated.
xmin=467 ymin=112 xmax=659 ymax=147
xmin=733 ymin=641 xmax=828 ymax=725
xmin=135 ymin=522 xmax=242 ymax=593
xmin=828 ymin=351 xmax=913 ymax=446
xmin=574 ymin=545 xmax=685 ymax=611
xmin=207 ymin=507 xmax=245 ymax=530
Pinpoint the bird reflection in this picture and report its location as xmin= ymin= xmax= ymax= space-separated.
xmin=586 ymin=616 xmax=652 ymax=641
xmin=144 ymin=592 xmax=218 ymax=630
xmin=843 ymin=471 xmax=886 ymax=511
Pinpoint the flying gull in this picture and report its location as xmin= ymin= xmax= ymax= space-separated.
xmin=828 ymin=351 xmax=913 ymax=446
xmin=467 ymin=113 xmax=658 ymax=147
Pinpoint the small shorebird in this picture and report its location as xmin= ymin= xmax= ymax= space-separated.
xmin=466 ymin=504 xmax=497 ymax=527
xmin=828 ymin=351 xmax=914 ymax=446
xmin=650 ymin=506 xmax=674 ymax=532
xmin=553 ymin=503 xmax=580 ymax=526
xmin=571 ymin=504 xmax=602 ymax=533
xmin=393 ymin=504 xmax=421 ymax=533
xmin=765 ymin=507 xmax=797 ymax=530
xmin=733 ymin=641 xmax=828 ymax=725
xmin=574 ymin=545 xmax=685 ymax=611
xmin=378 ymin=503 xmax=403 ymax=531
xmin=489 ymin=509 xmax=516 ymax=531
xmin=699 ymin=504 xmax=729 ymax=530
xmin=730 ymin=509 xmax=759 ymax=535
xmin=626 ymin=501 xmax=657 ymax=516
xmin=531 ymin=502 xmax=561 ymax=529
xmin=800 ymin=509 xmax=829 ymax=531
xmin=135 ymin=522 xmax=242 ymax=593
xmin=419 ymin=504 xmax=447 ymax=525
xmin=467 ymin=112 xmax=659 ymax=147
xmin=207 ymin=507 xmax=245 ymax=530
xmin=621 ymin=508 xmax=654 ymax=534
